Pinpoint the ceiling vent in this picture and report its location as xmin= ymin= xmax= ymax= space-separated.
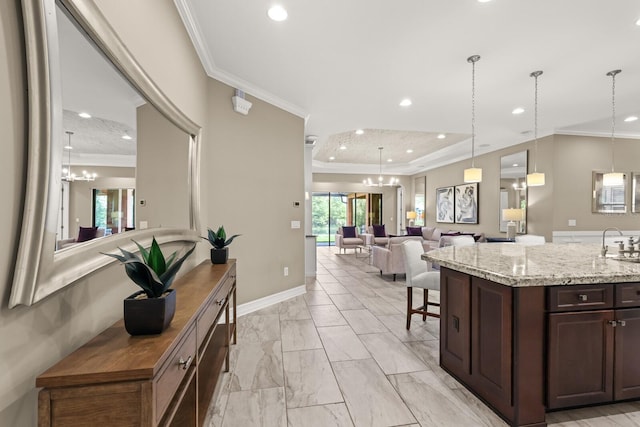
xmin=305 ymin=135 xmax=318 ymax=146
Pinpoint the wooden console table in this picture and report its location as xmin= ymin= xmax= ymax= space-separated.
xmin=37 ymin=259 xmax=237 ymax=426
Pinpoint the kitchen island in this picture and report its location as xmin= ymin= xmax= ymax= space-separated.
xmin=424 ymin=243 xmax=640 ymax=427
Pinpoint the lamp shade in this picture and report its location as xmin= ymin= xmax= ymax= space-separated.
xmin=526 ymin=172 xmax=545 ymax=187
xmin=502 ymin=208 xmax=523 ymax=222
xmin=406 ymin=211 xmax=417 ymax=220
xmin=463 ymin=167 xmax=482 ymax=183
xmin=603 ymin=172 xmax=624 ymax=187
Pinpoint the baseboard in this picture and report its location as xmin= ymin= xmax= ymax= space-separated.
xmin=234 ymin=284 xmax=306 ymax=317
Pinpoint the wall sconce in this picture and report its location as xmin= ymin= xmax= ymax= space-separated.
xmin=502 ymin=208 xmax=523 ymax=239
xmin=406 ymin=211 xmax=417 ymax=226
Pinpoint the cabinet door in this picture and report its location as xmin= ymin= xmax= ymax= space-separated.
xmin=547 ymin=310 xmax=614 ymax=409
xmin=614 ymin=308 xmax=640 ymax=401
xmin=471 ymin=277 xmax=512 ymax=415
xmin=440 ymin=268 xmax=471 ymax=383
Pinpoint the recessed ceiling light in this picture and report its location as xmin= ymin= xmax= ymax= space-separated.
xmin=399 ymin=98 xmax=412 ymax=107
xmin=329 ymin=156 xmax=335 ymax=161
xmin=387 ymin=159 xmax=393 ymax=162
xmin=406 ymin=149 xmax=414 ymax=153
xmin=122 ymin=135 xmax=133 ymax=140
xmin=513 ymin=163 xmax=519 ymax=167
xmin=624 ymin=115 xmax=638 ymax=122
xmin=478 ymin=0 xmax=492 ymax=3
xmin=339 ymin=144 xmax=347 ymax=150
xmin=355 ymin=129 xmax=364 ymax=135
xmin=512 ymin=107 xmax=525 ymax=115
xmin=267 ymin=5 xmax=288 ymax=21
xmin=78 ymin=112 xmax=91 ymax=119
xmin=636 ymin=18 xmax=640 ymax=26
xmin=437 ymin=133 xmax=446 ymax=139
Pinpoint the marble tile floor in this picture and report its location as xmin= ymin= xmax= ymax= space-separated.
xmin=206 ymin=246 xmax=640 ymax=427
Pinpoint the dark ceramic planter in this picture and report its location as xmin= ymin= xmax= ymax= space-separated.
xmin=210 ymin=247 xmax=229 ymax=264
xmin=123 ymin=289 xmax=176 ymax=336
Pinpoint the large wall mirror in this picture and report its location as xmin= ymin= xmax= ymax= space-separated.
xmin=10 ymin=0 xmax=201 ymax=307
xmin=499 ymin=151 xmax=527 ymax=234
xmin=592 ymin=171 xmax=628 ymax=213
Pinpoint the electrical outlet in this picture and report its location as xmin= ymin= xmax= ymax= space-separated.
xmin=284 ymin=267 xmax=289 ymax=276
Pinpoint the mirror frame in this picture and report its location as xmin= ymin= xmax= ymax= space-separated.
xmin=10 ymin=0 xmax=201 ymax=307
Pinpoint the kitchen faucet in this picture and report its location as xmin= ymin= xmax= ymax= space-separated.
xmin=601 ymin=227 xmax=624 ymax=257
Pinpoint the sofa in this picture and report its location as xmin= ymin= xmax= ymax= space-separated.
xmin=371 ymin=226 xmax=485 ymax=279
xmin=56 ymin=226 xmax=112 ymax=250
xmin=335 ymin=226 xmax=372 ymax=254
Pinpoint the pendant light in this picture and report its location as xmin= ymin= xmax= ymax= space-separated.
xmin=464 ymin=55 xmax=482 ymax=183
xmin=603 ymin=69 xmax=623 ymax=187
xmin=363 ymin=147 xmax=398 ymax=187
xmin=526 ymin=70 xmax=545 ymax=186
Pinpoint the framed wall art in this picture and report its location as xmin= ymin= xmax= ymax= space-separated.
xmin=454 ymin=183 xmax=479 ymax=224
xmin=436 ymin=186 xmax=454 ymax=223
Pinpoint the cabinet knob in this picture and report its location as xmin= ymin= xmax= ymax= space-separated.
xmin=578 ymin=294 xmax=588 ymax=302
xmin=178 ymin=356 xmax=193 ymax=370
xmin=619 ymin=320 xmax=627 ymax=327
xmin=216 ymin=297 xmax=226 ymax=306
xmin=608 ymin=320 xmax=618 ymax=327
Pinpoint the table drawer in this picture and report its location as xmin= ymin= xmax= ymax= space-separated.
xmin=155 ymin=324 xmax=196 ymax=423
xmin=196 ymin=269 xmax=236 ymax=349
xmin=615 ymin=282 xmax=640 ymax=308
xmin=547 ymin=285 xmax=614 ymax=312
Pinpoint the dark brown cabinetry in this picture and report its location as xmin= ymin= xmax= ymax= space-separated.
xmin=439 ymin=267 xmax=545 ymax=427
xmin=547 ymin=283 xmax=640 ymax=409
xmin=37 ymin=260 xmax=237 ymax=427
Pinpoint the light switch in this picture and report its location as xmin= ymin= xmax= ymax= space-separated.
xmin=140 ymin=221 xmax=148 ymax=229
xmin=291 ymin=220 xmax=301 ymax=229
xmin=568 ymin=219 xmax=576 ymax=227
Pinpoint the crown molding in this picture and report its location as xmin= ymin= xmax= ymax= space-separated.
xmin=174 ymin=0 xmax=308 ymax=119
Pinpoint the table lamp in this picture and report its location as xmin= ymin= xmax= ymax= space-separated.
xmin=502 ymin=208 xmax=523 ymax=239
xmin=406 ymin=211 xmax=417 ymax=226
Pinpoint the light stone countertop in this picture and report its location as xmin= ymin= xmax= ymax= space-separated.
xmin=422 ymin=243 xmax=640 ymax=287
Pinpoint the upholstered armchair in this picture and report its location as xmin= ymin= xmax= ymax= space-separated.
xmin=335 ymin=226 xmax=369 ymax=254
xmin=366 ymin=224 xmax=390 ymax=246
xmin=371 ymin=236 xmax=423 ymax=280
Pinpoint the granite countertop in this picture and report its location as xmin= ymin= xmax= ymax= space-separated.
xmin=422 ymin=243 xmax=640 ymax=287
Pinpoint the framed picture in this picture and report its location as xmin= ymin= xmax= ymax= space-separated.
xmin=454 ymin=183 xmax=479 ymax=224
xmin=436 ymin=186 xmax=455 ymax=223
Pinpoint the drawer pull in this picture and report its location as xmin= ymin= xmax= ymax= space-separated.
xmin=619 ymin=320 xmax=627 ymax=327
xmin=216 ymin=297 xmax=227 ymax=306
xmin=178 ymin=356 xmax=193 ymax=371
xmin=578 ymin=294 xmax=588 ymax=302
xmin=608 ymin=320 xmax=617 ymax=327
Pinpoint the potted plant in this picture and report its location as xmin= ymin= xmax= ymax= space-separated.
xmin=205 ymin=226 xmax=240 ymax=264
xmin=103 ymin=237 xmax=196 ymax=335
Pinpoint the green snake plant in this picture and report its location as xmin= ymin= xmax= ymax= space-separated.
xmin=204 ymin=226 xmax=240 ymax=250
xmin=103 ymin=237 xmax=196 ymax=298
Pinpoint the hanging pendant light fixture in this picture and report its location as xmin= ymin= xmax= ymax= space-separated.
xmin=464 ymin=55 xmax=482 ymax=183
xmin=527 ymin=70 xmax=545 ymax=187
xmin=62 ymin=131 xmax=97 ymax=182
xmin=603 ymin=69 xmax=624 ymax=187
xmin=363 ymin=147 xmax=398 ymax=187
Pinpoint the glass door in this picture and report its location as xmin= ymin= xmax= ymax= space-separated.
xmin=93 ymin=188 xmax=135 ymax=234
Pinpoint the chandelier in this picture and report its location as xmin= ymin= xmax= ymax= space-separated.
xmin=62 ymin=131 xmax=97 ymax=182
xmin=363 ymin=147 xmax=398 ymax=187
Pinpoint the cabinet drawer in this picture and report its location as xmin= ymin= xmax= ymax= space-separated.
xmin=615 ymin=283 xmax=640 ymax=308
xmin=155 ymin=325 xmax=196 ymax=423
xmin=196 ymin=271 xmax=235 ymax=349
xmin=547 ymin=285 xmax=614 ymax=312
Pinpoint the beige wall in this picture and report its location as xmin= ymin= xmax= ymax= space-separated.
xmin=413 ymin=133 xmax=639 ymax=241
xmin=205 ymin=79 xmax=305 ymax=304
